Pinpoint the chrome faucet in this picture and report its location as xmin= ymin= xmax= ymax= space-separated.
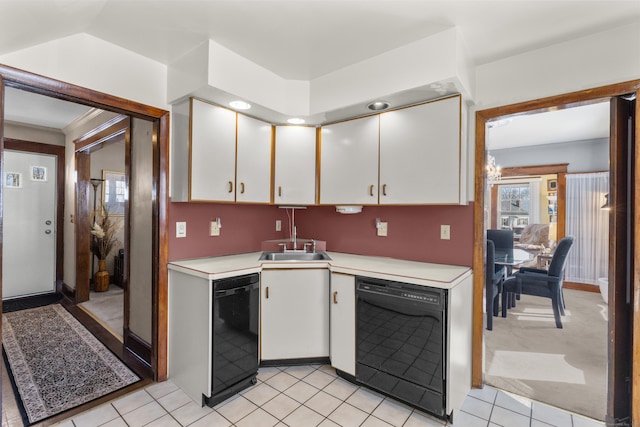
xmin=293 ymin=225 xmax=297 ymax=251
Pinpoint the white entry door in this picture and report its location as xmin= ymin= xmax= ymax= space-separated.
xmin=3 ymin=150 xmax=57 ymax=299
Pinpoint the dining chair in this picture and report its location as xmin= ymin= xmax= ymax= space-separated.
xmin=486 ymin=240 xmax=505 ymax=330
xmin=487 ymin=229 xmax=515 ymax=275
xmin=501 ymin=236 xmax=575 ymax=328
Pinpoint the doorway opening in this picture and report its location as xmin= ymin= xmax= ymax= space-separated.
xmin=75 ymin=115 xmax=128 ymax=342
xmin=472 ymin=81 xmax=639 ymax=425
xmin=0 ymin=64 xmax=171 ymax=387
xmin=483 ymin=105 xmax=608 ymax=420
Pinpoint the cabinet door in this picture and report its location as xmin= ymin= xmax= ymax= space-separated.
xmin=237 ymin=115 xmax=272 ymax=203
xmin=379 ymin=96 xmax=461 ymax=204
xmin=274 ymin=126 xmax=317 ymax=205
xmin=320 ymin=116 xmax=379 ymax=205
xmin=261 ymin=269 xmax=329 ymax=360
xmin=190 ymin=99 xmax=237 ymax=201
xmin=330 ymin=273 xmax=356 ymax=376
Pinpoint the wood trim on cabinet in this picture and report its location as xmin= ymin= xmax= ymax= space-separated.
xmin=472 ymin=79 xmax=640 ymax=403
xmin=316 ymin=127 xmax=322 ymax=205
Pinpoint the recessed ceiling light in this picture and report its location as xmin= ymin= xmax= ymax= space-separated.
xmin=367 ymin=101 xmax=390 ymax=111
xmin=486 ymin=118 xmax=511 ymax=129
xmin=287 ymin=118 xmax=305 ymax=125
xmin=229 ymin=100 xmax=251 ymax=110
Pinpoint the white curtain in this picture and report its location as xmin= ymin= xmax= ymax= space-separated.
xmin=565 ymin=172 xmax=609 ymax=285
xmin=529 ymin=180 xmax=540 ymax=224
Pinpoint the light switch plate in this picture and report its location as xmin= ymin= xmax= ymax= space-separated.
xmin=210 ymin=221 xmax=220 ymax=236
xmin=440 ymin=225 xmax=451 ymax=240
xmin=377 ymin=222 xmax=388 ymax=237
xmin=176 ymin=221 xmax=187 ymax=238
xmin=276 ymin=220 xmax=282 ymax=232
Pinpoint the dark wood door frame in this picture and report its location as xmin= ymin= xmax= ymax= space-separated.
xmin=74 ymin=115 xmax=129 ymax=304
xmin=0 ymin=64 xmax=170 ymax=382
xmin=473 ymin=80 xmax=640 ymax=425
xmin=3 ymin=138 xmax=65 ymax=291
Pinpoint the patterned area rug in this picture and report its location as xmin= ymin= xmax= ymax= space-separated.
xmin=2 ymin=304 xmax=140 ymax=424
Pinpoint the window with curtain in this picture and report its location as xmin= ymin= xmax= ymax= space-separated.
xmin=565 ymin=172 xmax=609 ymax=285
xmin=497 ymin=180 xmax=540 ymax=235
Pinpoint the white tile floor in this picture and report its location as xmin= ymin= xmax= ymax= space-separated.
xmin=51 ymin=364 xmax=605 ymax=427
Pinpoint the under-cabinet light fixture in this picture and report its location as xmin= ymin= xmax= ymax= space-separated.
xmin=287 ymin=118 xmax=305 ymax=125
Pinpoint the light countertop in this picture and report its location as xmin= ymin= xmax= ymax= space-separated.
xmin=168 ymin=251 xmax=471 ymax=289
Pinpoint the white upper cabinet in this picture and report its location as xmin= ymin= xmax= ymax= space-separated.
xmin=379 ymin=96 xmax=462 ymax=204
xmin=236 ymin=114 xmax=272 ymax=203
xmin=274 ymin=126 xmax=317 ymax=205
xmin=190 ymin=98 xmax=237 ymax=201
xmin=172 ymin=98 xmax=273 ymax=203
xmin=320 ymin=116 xmax=379 ymax=205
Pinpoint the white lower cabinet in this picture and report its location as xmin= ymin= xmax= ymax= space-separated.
xmin=329 ymin=273 xmax=356 ymax=376
xmin=261 ymin=269 xmax=330 ymax=360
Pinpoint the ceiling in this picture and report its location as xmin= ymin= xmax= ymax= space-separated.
xmin=486 ymin=101 xmax=611 ymax=150
xmin=0 ymin=1 xmax=637 ymax=138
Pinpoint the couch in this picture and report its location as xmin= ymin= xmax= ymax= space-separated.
xmin=514 ymin=224 xmax=550 ymax=268
xmin=515 ymin=224 xmax=550 ymax=253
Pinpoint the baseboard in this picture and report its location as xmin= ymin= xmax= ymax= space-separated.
xmin=124 ymin=329 xmax=152 ymax=367
xmin=62 ymin=282 xmax=76 ymax=300
xmin=564 ymin=282 xmax=599 ymax=292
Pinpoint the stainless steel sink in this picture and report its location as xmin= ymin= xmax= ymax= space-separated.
xmin=259 ymin=251 xmax=331 ymax=261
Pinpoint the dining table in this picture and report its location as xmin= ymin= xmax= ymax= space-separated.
xmin=494 ymin=248 xmax=534 ymax=278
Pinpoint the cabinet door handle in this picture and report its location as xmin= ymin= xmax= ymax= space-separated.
xmin=228 ymin=181 xmax=233 ymax=193
xmin=333 ymin=291 xmax=338 ymax=304
xmin=278 ymin=186 xmax=282 ymax=197
xmin=240 ymin=182 xmax=245 ymax=194
xmin=266 ymin=286 xmax=269 ymax=299
xmin=369 ymin=185 xmax=374 ymax=197
xmin=382 ymin=184 xmax=387 ymax=196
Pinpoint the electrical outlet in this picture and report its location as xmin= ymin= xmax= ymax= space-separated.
xmin=176 ymin=222 xmax=187 ymax=238
xmin=210 ymin=221 xmax=220 ymax=236
xmin=276 ymin=220 xmax=282 ymax=231
xmin=377 ymin=222 xmax=388 ymax=237
xmin=440 ymin=225 xmax=451 ymax=240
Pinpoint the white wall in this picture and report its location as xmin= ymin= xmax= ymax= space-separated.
xmin=468 ymin=22 xmax=640 ymax=201
xmin=0 ymin=33 xmax=168 ymax=110
xmin=475 ymin=22 xmax=640 ymax=110
xmin=492 ymin=138 xmax=609 ymax=173
xmin=4 ymin=122 xmax=65 ymax=146
xmin=63 ymin=111 xmax=121 ymax=289
xmin=90 ymin=140 xmax=126 ymax=276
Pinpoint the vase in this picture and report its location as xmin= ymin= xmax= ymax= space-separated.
xmin=94 ymin=259 xmax=110 ymax=292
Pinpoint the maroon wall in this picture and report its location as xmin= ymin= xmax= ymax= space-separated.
xmin=169 ymin=202 xmax=474 ymax=266
xmin=296 ymin=204 xmax=474 ymax=266
xmin=169 ymin=202 xmax=287 ymax=261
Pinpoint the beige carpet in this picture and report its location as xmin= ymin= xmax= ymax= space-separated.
xmin=485 ymin=288 xmax=607 ymax=421
xmin=79 ymin=285 xmax=124 ymax=340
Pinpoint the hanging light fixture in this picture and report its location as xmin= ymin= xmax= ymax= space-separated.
xmin=486 ymin=154 xmax=502 ymax=186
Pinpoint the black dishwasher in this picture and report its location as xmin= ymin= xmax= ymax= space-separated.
xmin=356 ymin=276 xmax=447 ymax=419
xmin=207 ymin=273 xmax=260 ymax=407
